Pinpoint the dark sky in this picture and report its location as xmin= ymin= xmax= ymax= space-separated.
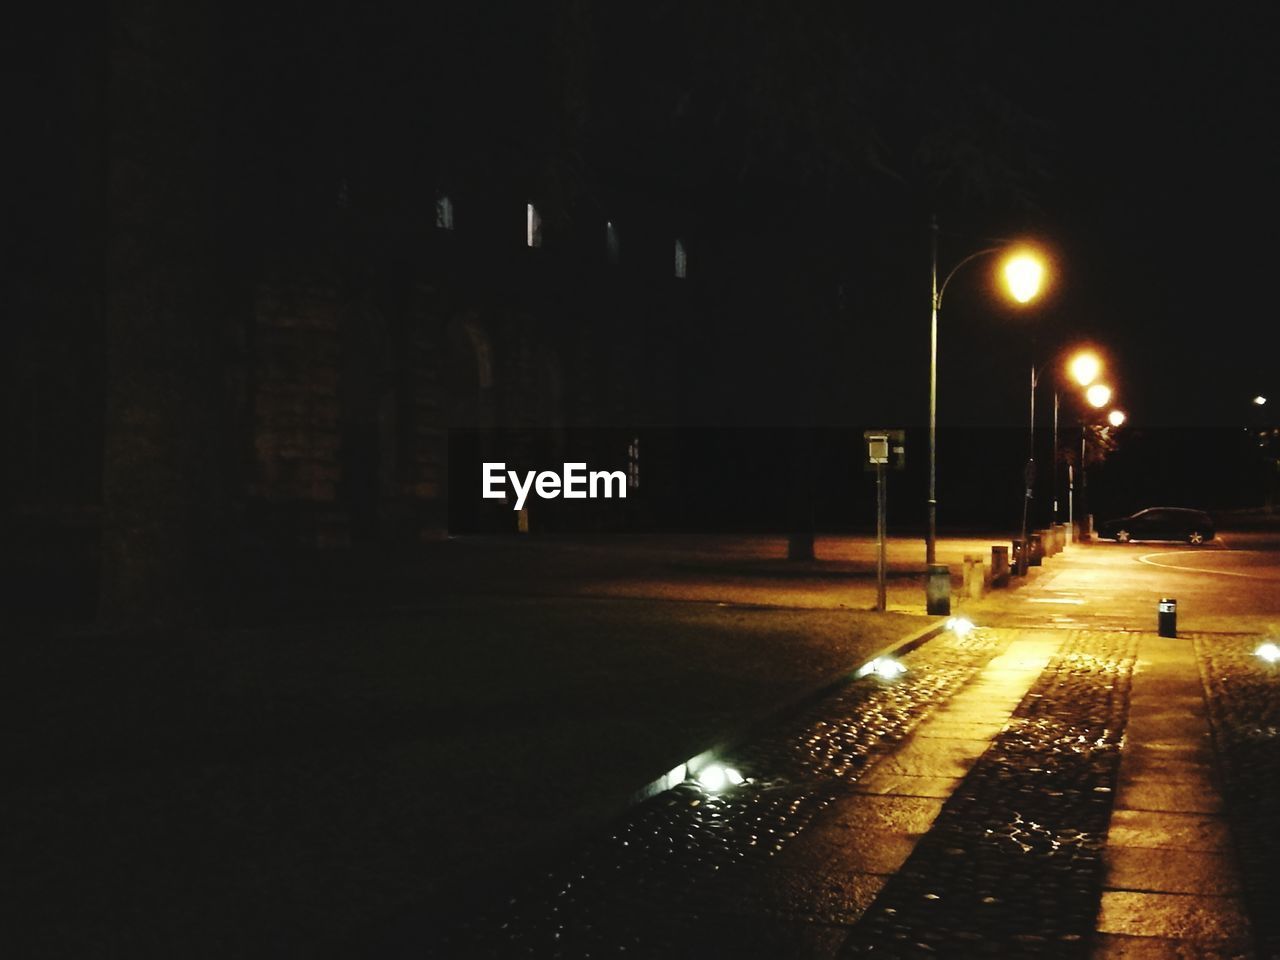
xmin=1004 ymin=5 xmax=1280 ymax=429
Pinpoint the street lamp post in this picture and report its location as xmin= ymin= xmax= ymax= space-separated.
xmin=928 ymin=219 xmax=1046 ymax=578
xmin=1019 ymin=350 xmax=1106 ymax=571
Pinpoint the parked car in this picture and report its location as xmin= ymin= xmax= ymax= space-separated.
xmin=1098 ymin=507 xmax=1215 ymax=545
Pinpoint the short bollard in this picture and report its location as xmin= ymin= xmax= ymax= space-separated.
xmin=1028 ymin=533 xmax=1043 ymax=567
xmin=926 ymin=563 xmax=951 ymax=615
xmin=1037 ymin=529 xmax=1052 ymax=557
xmin=963 ymin=554 xmax=985 ymax=599
xmin=1158 ymin=597 xmax=1177 ymax=637
xmin=1011 ymin=539 xmax=1026 ymax=576
xmin=991 ymin=545 xmax=1010 ymax=586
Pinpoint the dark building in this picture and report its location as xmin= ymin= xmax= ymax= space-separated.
xmin=7 ymin=1 xmax=1060 ymax=623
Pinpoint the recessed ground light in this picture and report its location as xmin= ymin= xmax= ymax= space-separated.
xmin=695 ymin=763 xmax=744 ymax=793
xmin=857 ymin=657 xmax=907 ymax=680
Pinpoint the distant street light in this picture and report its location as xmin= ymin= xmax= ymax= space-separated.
xmin=1108 ymin=409 xmax=1127 ymax=427
xmin=1255 ymin=395 xmax=1268 ymax=406
xmin=1070 ymin=352 xmax=1102 ymax=387
xmin=1086 ymin=383 xmax=1112 ymax=408
xmin=928 ymin=219 xmax=1047 ymax=571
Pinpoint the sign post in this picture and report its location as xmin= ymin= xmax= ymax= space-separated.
xmin=864 ymin=430 xmax=906 ymax=612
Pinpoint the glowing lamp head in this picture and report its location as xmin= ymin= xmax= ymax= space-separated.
xmin=1002 ymin=252 xmax=1045 ymax=304
xmin=1256 ymin=642 xmax=1280 ymax=664
xmin=1086 ymin=383 xmax=1112 ymax=408
xmin=1070 ymin=352 xmax=1101 ymax=387
xmin=1108 ymin=410 xmax=1126 ymax=427
xmin=1255 ymin=396 xmax=1268 ymax=406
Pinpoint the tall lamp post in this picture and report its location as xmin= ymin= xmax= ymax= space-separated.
xmin=928 ymin=220 xmax=1046 ymax=580
xmin=1019 ymin=350 xmax=1104 ymax=571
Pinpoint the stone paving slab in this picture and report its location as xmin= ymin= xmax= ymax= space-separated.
xmin=1093 ymin=932 xmax=1253 ymax=959
xmin=1115 ymin=777 xmax=1223 ymax=815
xmin=1103 ymin=847 xmax=1242 ymax=896
xmin=852 ymin=773 xmax=964 ymax=799
xmin=1105 ymin=806 xmax=1234 ymax=853
xmin=1097 ymin=891 xmax=1252 ymax=945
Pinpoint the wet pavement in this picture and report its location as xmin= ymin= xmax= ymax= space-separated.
xmin=394 ymin=540 xmax=1279 ymax=959
xmin=418 ymin=629 xmax=1012 ymax=958
xmin=1198 ymin=634 xmax=1280 ymax=959
xmin=842 ymin=631 xmax=1133 ymax=958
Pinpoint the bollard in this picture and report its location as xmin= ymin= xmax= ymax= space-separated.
xmin=926 ymin=563 xmax=951 ymax=615
xmin=991 ymin=545 xmax=1010 ymax=586
xmin=1028 ymin=533 xmax=1043 ymax=566
xmin=1158 ymin=598 xmax=1177 ymax=637
xmin=1011 ymin=539 xmax=1026 ymax=576
xmin=1037 ymin=529 xmax=1056 ymax=557
xmin=963 ymin=554 xmax=985 ymax=599
xmin=1053 ymin=523 xmax=1067 ymax=552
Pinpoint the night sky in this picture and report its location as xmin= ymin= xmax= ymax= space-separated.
xmin=999 ymin=6 xmax=1279 ymax=429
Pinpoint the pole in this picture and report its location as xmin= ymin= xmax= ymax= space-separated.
xmin=927 ymin=216 xmax=938 ymax=565
xmin=876 ymin=461 xmax=887 ymax=612
xmin=1080 ymin=425 xmax=1087 ymax=540
xmin=1067 ymin=462 xmax=1074 ymax=543
xmin=1052 ymin=390 xmax=1059 ymax=523
xmin=1019 ymin=364 xmax=1036 ymax=573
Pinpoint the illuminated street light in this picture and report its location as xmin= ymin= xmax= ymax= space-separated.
xmin=1086 ymin=383 xmax=1112 ymax=408
xmin=929 ymin=225 xmax=1048 ymax=584
xmin=1069 ymin=352 xmax=1102 ymax=387
xmin=1003 ymin=252 xmax=1046 ymax=303
xmin=1108 ymin=409 xmax=1127 ymax=427
xmin=1255 ymin=395 xmax=1268 ymax=406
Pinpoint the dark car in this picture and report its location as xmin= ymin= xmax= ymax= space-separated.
xmin=1098 ymin=507 xmax=1215 ymax=545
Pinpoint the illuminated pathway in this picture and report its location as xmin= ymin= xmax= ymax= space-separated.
xmin=410 ymin=539 xmax=1275 ymax=958
xmin=1093 ymin=633 xmax=1251 ymax=955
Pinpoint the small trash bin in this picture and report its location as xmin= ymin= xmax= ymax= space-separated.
xmin=1158 ymin=598 xmax=1177 ymax=637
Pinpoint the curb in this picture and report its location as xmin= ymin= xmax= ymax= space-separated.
xmin=627 ymin=616 xmax=953 ymax=806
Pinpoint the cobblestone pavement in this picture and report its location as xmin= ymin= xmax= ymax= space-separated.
xmin=410 ymin=625 xmax=1274 ymax=959
xmin=1197 ymin=633 xmax=1280 ymax=959
xmin=423 ymin=629 xmax=1012 ymax=957
xmin=840 ymin=632 xmax=1136 ymax=958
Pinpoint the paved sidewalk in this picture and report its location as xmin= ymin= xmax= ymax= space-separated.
xmin=399 ymin=540 xmax=1273 ymax=958
xmin=1094 ymin=634 xmax=1252 ymax=956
